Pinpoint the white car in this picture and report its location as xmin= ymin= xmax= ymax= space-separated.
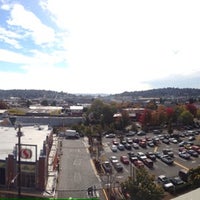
xmin=110 ymin=145 xmax=117 ymax=152
xmin=158 ymin=175 xmax=174 ymax=191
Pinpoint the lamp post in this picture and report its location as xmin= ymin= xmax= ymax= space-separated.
xmin=17 ymin=124 xmax=23 ymax=198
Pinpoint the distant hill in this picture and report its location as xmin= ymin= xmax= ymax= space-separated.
xmin=0 ymin=89 xmax=75 ymax=99
xmin=0 ymin=88 xmax=200 ymax=101
xmin=109 ymin=87 xmax=200 ymax=99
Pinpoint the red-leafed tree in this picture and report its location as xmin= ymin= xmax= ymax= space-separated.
xmin=166 ymin=107 xmax=174 ymax=121
xmin=185 ymin=103 xmax=197 ymax=117
xmin=139 ymin=109 xmax=152 ymax=131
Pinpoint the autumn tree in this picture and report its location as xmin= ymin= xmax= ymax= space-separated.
xmin=41 ymin=99 xmax=48 ymax=106
xmin=139 ymin=109 xmax=152 ymax=131
xmin=178 ymin=110 xmax=194 ymax=126
xmin=146 ymin=99 xmax=157 ymax=110
xmin=188 ymin=166 xmax=200 ymax=189
xmin=185 ymin=103 xmax=197 ymax=117
xmin=87 ymin=99 xmax=116 ymax=126
xmin=121 ymin=168 xmax=164 ymax=200
xmin=196 ymin=109 xmax=200 ymax=120
xmin=0 ymin=100 xmax=9 ymax=109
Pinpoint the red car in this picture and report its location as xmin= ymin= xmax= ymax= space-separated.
xmin=120 ymin=155 xmax=129 ymax=164
xmin=134 ymin=160 xmax=144 ymax=168
xmin=112 ymin=139 xmax=119 ymax=145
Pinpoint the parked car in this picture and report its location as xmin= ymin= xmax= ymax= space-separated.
xmin=160 ymin=155 xmax=174 ymax=165
xmin=179 ymin=169 xmax=189 ymax=182
xmin=169 ymin=138 xmax=178 ymax=143
xmin=178 ymin=141 xmax=187 ymax=147
xmin=163 ymin=149 xmax=174 ymax=157
xmin=187 ymin=149 xmax=198 ymax=157
xmin=117 ymin=143 xmax=125 ymax=151
xmin=146 ymin=152 xmax=156 ymax=161
xmin=127 ymin=151 xmax=135 ymax=159
xmin=178 ymin=151 xmax=191 ymax=160
xmin=191 ymin=145 xmax=200 ymax=154
xmin=126 ymin=131 xmax=136 ymax=137
xmin=133 ymin=160 xmax=144 ymax=168
xmin=153 ymin=130 xmax=161 ymax=134
xmin=113 ymin=162 xmax=123 ymax=172
xmin=132 ymin=142 xmax=139 ymax=149
xmin=110 ymin=156 xmax=118 ymax=164
xmin=158 ymin=175 xmax=174 ymax=192
xmin=137 ymin=130 xmax=146 ymax=136
xmin=110 ymin=145 xmax=118 ymax=152
xmin=129 ymin=156 xmax=138 ymax=163
xmin=155 ymin=151 xmax=163 ymax=159
xmin=143 ymin=158 xmax=153 ymax=168
xmin=124 ymin=143 xmax=132 ymax=150
xmin=188 ymin=136 xmax=195 ymax=141
xmin=120 ymin=155 xmax=129 ymax=164
xmin=137 ymin=152 xmax=147 ymax=161
xmin=147 ymin=141 xmax=155 ymax=147
xmin=65 ymin=131 xmax=80 ymax=139
xmin=139 ymin=139 xmax=147 ymax=148
xmin=170 ymin=176 xmax=184 ymax=186
xmin=112 ymin=139 xmax=119 ymax=145
xmin=105 ymin=133 xmax=115 ymax=138
xmin=162 ymin=138 xmax=170 ymax=144
xmin=102 ymin=161 xmax=112 ymax=173
xmin=126 ymin=137 xmax=133 ymax=144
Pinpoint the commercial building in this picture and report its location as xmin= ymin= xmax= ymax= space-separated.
xmin=0 ymin=124 xmax=58 ymax=197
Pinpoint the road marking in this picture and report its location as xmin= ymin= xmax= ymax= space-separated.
xmin=154 ymin=146 xmax=158 ymax=153
xmin=123 ymin=167 xmax=129 ymax=173
xmin=103 ymin=188 xmax=109 ymax=200
xmin=74 ymin=172 xmax=81 ymax=182
xmin=174 ymin=161 xmax=189 ymax=170
xmin=90 ymin=159 xmax=101 ymax=182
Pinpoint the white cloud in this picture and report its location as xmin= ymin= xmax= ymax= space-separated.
xmin=0 ymin=27 xmax=22 ymax=48
xmin=7 ymin=3 xmax=55 ymax=45
xmin=0 ymin=49 xmax=32 ymax=64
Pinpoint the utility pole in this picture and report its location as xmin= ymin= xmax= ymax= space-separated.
xmin=17 ymin=124 xmax=23 ymax=198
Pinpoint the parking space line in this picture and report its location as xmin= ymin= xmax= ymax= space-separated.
xmin=174 ymin=161 xmax=189 ymax=171
xmin=154 ymin=146 xmax=158 ymax=153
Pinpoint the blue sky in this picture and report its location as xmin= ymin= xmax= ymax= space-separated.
xmin=0 ymin=0 xmax=200 ymax=94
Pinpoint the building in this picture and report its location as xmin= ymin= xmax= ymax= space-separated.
xmin=0 ymin=124 xmax=57 ymax=197
xmin=113 ymin=108 xmax=145 ymax=121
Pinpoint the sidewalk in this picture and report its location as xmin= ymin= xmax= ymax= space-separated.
xmin=43 ymin=134 xmax=60 ymax=197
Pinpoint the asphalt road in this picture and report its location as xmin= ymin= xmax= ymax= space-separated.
xmin=56 ymin=137 xmax=104 ymax=199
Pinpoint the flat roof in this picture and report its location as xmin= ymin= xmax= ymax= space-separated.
xmin=172 ymin=188 xmax=200 ymax=200
xmin=0 ymin=125 xmax=51 ymax=162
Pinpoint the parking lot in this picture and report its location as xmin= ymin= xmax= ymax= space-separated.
xmin=99 ymin=129 xmax=200 ymax=190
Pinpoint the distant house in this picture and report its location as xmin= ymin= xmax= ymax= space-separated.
xmin=27 ymin=106 xmax=63 ymax=116
xmin=0 ymin=110 xmax=8 ymax=119
xmin=69 ymin=105 xmax=83 ymax=117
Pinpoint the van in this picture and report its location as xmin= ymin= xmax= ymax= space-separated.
xmin=65 ymin=130 xmax=80 ymax=139
xmin=178 ymin=169 xmax=189 ymax=182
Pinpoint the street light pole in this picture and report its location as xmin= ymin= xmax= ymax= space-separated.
xmin=17 ymin=124 xmax=22 ymax=198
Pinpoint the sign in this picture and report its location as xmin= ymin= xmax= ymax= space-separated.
xmin=20 ymin=148 xmax=32 ymax=159
xmin=16 ymin=144 xmax=37 ymax=162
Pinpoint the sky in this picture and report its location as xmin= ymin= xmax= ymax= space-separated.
xmin=0 ymin=0 xmax=200 ymax=94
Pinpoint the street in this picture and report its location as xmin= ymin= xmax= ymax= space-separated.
xmin=56 ymin=137 xmax=105 ymax=199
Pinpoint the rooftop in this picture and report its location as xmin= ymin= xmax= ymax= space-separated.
xmin=0 ymin=125 xmax=52 ymax=161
